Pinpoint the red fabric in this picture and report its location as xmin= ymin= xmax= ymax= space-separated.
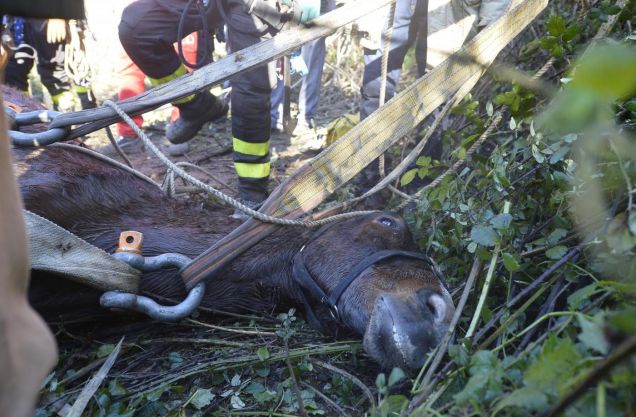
xmin=116 ymin=32 xmax=199 ymax=137
xmin=116 ymin=51 xmax=145 ymax=138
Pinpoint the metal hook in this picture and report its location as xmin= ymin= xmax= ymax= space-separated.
xmin=99 ymin=232 xmax=206 ymax=322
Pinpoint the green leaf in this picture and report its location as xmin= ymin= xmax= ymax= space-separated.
xmin=375 ymin=373 xmax=386 ymax=390
xmin=551 ymin=44 xmax=564 ymax=58
xmin=245 ymin=382 xmax=266 ymax=395
xmin=388 ymin=368 xmax=406 ymax=387
xmin=567 ymin=283 xmax=601 ymax=310
xmin=525 ymin=337 xmax=582 ymax=395
xmin=491 ymin=213 xmax=513 ymax=230
xmin=146 ymin=385 xmax=170 ymax=402
xmin=97 ymin=344 xmax=115 ymax=358
xmin=230 ymin=394 xmax=245 ymax=409
xmin=547 ymin=228 xmax=568 ymax=245
xmin=449 ymin=344 xmax=470 ymax=367
xmin=540 ymin=36 xmax=558 ymax=50
xmin=486 ymin=101 xmax=494 ymax=117
xmin=253 ymin=389 xmax=277 ymax=403
xmin=571 ymin=45 xmax=636 ymax=100
xmin=549 ymin=145 xmax=570 ymax=164
xmin=546 ymin=245 xmax=568 ymax=259
xmin=532 ymin=144 xmax=545 ymax=163
xmin=502 ymin=252 xmax=520 ymax=272
xmin=471 ymin=225 xmax=499 ymax=247
xmin=493 ymin=387 xmax=548 ymax=415
xmin=190 ymin=388 xmax=215 ymax=410
xmin=257 ymin=347 xmax=270 ymax=361
xmin=454 ymin=351 xmax=504 ymax=406
xmin=629 ymin=211 xmax=636 ymax=235
xmin=108 ymin=379 xmax=128 ymax=396
xmin=416 ymin=155 xmax=431 ymax=167
xmin=255 ymin=366 xmax=270 ymax=377
xmin=563 ymin=24 xmax=581 ymax=42
xmin=547 ymin=15 xmax=566 ymax=36
xmin=577 ymin=314 xmax=609 ymax=355
xmin=400 ymin=168 xmax=418 ymax=186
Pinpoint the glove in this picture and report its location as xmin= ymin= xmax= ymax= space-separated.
xmin=46 ymin=19 xmax=67 ymax=44
xmin=289 ymin=51 xmax=308 ymax=76
xmin=281 ymin=0 xmax=320 ymax=24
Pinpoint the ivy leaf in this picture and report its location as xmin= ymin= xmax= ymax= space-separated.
xmin=257 ymin=347 xmax=270 ymax=361
xmin=190 ymin=388 xmax=215 ymax=410
xmin=471 ymin=225 xmax=499 ymax=247
xmin=547 ymin=15 xmax=566 ymax=36
xmin=502 ymin=252 xmax=521 ymax=272
xmin=400 ymin=168 xmax=418 ymax=186
xmin=546 ymin=245 xmax=568 ymax=260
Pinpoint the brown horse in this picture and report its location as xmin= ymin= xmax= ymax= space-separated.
xmin=9 ymin=88 xmax=454 ymax=371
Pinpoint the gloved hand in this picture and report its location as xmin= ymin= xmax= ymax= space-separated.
xmin=46 ymin=19 xmax=67 ymax=44
xmin=281 ymin=0 xmax=320 ymax=24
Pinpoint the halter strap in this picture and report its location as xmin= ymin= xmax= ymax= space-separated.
xmin=292 ymin=247 xmax=447 ymax=329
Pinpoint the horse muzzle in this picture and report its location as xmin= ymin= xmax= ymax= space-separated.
xmin=363 ymin=288 xmax=454 ymax=371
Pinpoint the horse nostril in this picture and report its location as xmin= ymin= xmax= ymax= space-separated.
xmin=425 ymin=293 xmax=447 ymax=325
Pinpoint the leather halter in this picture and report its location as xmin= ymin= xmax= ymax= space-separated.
xmin=292 ymin=238 xmax=447 ymax=333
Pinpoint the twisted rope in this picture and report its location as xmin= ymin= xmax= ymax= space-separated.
xmin=103 ymin=100 xmax=376 ymax=227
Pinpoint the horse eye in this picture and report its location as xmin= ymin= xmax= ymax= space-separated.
xmin=378 ymin=216 xmax=397 ymax=228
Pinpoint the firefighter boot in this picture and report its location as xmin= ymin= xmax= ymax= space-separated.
xmin=167 ymin=91 xmax=228 ymax=144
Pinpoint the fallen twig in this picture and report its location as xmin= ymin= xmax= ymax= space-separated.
xmin=310 ymin=359 xmax=376 ymax=407
xmin=65 ymin=338 xmax=123 ymax=417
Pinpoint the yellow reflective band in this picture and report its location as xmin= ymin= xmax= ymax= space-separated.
xmin=148 ymin=65 xmax=188 ymax=86
xmin=234 ymin=162 xmax=271 ymax=179
xmin=50 ymin=91 xmax=75 ymax=106
xmin=149 ymin=65 xmax=194 ymax=104
xmin=74 ymin=85 xmax=89 ymax=93
xmin=232 ymin=138 xmax=270 ymax=156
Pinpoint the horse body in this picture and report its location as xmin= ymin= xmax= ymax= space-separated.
xmin=8 ymin=85 xmax=454 ymax=370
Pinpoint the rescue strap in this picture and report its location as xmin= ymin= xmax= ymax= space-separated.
xmin=25 ymin=210 xmax=140 ymax=293
xmin=180 ymin=0 xmax=550 ymax=290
